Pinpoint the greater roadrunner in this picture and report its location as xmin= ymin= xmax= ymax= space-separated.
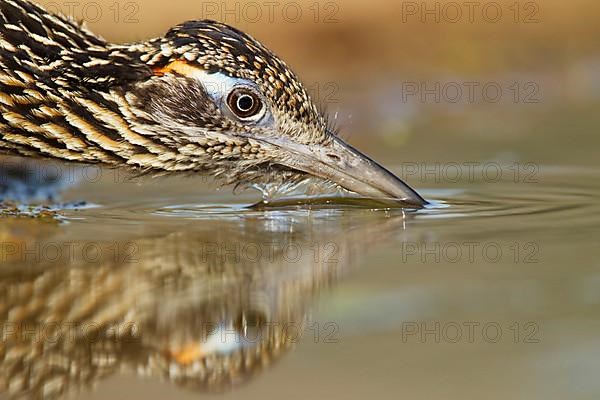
xmin=0 ymin=0 xmax=426 ymax=206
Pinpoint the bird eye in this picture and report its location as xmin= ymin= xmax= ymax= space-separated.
xmin=227 ymin=88 xmax=263 ymax=120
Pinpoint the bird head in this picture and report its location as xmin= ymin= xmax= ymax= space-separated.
xmin=117 ymin=21 xmax=426 ymax=206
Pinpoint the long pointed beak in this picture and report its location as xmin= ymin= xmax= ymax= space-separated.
xmin=272 ymin=136 xmax=428 ymax=207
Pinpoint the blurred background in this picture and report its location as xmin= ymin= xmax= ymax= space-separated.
xmin=37 ymin=0 xmax=600 ymax=167
xmin=2 ymin=1 xmax=599 ymax=400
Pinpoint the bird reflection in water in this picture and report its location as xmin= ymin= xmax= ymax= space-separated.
xmin=0 ymin=211 xmax=410 ymax=399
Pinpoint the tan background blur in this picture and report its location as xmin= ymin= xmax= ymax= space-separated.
xmin=1 ymin=3 xmax=598 ymax=400
xmin=35 ymin=0 xmax=600 ymax=167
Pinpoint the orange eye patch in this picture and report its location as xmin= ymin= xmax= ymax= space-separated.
xmin=153 ymin=60 xmax=202 ymax=77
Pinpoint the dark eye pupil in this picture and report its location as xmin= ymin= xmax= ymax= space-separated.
xmin=237 ymin=95 xmax=254 ymax=112
xmin=227 ymin=89 xmax=262 ymax=119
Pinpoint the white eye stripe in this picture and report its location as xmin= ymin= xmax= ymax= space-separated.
xmin=182 ymin=68 xmax=272 ymax=125
xmin=188 ymin=69 xmax=245 ymax=101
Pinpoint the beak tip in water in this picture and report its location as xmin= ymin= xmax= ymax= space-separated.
xmin=270 ymin=136 xmax=428 ymax=208
xmin=326 ymin=138 xmax=428 ymax=207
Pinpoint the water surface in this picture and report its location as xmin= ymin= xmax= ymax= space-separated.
xmin=1 ymin=165 xmax=599 ymax=400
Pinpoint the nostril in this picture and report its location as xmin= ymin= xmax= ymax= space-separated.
xmin=327 ymin=153 xmax=342 ymax=162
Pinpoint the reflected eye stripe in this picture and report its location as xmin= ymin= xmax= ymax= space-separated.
xmin=167 ymin=343 xmax=204 ymax=366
